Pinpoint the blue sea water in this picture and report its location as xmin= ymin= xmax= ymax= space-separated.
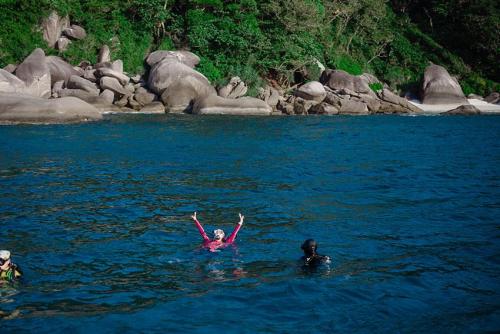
xmin=0 ymin=115 xmax=499 ymax=333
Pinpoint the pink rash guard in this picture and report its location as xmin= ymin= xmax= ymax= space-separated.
xmin=194 ymin=218 xmax=242 ymax=252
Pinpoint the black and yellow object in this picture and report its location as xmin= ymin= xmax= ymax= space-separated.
xmin=0 ymin=264 xmax=22 ymax=282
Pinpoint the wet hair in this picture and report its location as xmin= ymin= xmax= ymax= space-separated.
xmin=301 ymin=239 xmax=317 ymax=257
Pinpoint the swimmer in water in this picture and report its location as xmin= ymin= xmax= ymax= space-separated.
xmin=191 ymin=211 xmax=244 ymax=252
xmin=0 ymin=250 xmax=22 ymax=282
xmin=301 ymin=239 xmax=330 ymax=267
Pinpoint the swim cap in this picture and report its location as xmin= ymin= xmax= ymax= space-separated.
xmin=0 ymin=250 xmax=10 ymax=261
xmin=213 ymin=229 xmax=225 ymax=240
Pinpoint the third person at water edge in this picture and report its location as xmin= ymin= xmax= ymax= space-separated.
xmin=191 ymin=212 xmax=244 ymax=252
xmin=0 ymin=250 xmax=22 ymax=282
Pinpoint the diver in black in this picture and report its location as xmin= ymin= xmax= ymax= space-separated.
xmin=301 ymin=239 xmax=330 ymax=267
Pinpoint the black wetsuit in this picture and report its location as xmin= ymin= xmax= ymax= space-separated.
xmin=302 ymin=254 xmax=330 ymax=267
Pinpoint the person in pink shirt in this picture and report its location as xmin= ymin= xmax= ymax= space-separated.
xmin=191 ymin=211 xmax=244 ymax=252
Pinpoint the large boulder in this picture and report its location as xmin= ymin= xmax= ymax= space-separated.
xmin=62 ymin=25 xmax=86 ymax=40
xmin=377 ymin=89 xmax=422 ymax=114
xmin=484 ymin=92 xmax=499 ymax=104
xmin=42 ymin=12 xmax=69 ymax=48
xmin=100 ymin=77 xmax=130 ymax=97
xmin=67 ymin=75 xmax=99 ymax=95
xmin=192 ymin=95 xmax=272 ymax=115
xmin=309 ymin=102 xmax=339 ymax=115
xmin=421 ymin=64 xmax=468 ymax=105
xmin=0 ymin=69 xmax=26 ymax=93
xmin=218 ymin=77 xmax=247 ymax=99
xmin=0 ymin=92 xmax=102 ymax=124
xmin=337 ymin=99 xmax=369 ymax=115
xmin=15 ymin=49 xmax=51 ymax=98
xmin=96 ymin=68 xmax=129 ymax=86
xmin=294 ymin=81 xmax=326 ymax=102
xmin=146 ymin=50 xmax=200 ymax=68
xmin=140 ymin=102 xmax=165 ymax=114
xmin=148 ymin=59 xmax=215 ymax=112
xmin=443 ymin=105 xmax=480 ymax=115
xmin=46 ymin=56 xmax=80 ymax=86
xmin=320 ymin=70 xmax=372 ymax=95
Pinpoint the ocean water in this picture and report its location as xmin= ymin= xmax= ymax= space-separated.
xmin=1 ymin=115 xmax=499 ymax=333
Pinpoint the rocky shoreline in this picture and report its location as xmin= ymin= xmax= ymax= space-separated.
xmin=0 ymin=13 xmax=498 ymax=124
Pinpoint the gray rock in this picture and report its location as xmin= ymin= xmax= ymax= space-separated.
xmin=338 ymin=99 xmax=369 ymax=115
xmin=67 ymin=75 xmax=99 ymax=95
xmin=99 ymin=89 xmax=115 ymax=104
xmin=139 ymin=102 xmax=165 ymax=114
xmin=359 ymin=73 xmax=380 ymax=85
xmin=51 ymin=80 xmax=64 ymax=98
xmin=421 ymin=64 xmax=468 ymax=105
xmin=355 ymin=93 xmax=381 ymax=112
xmin=0 ymin=92 xmax=102 ymax=124
xmin=98 ymin=45 xmax=111 ymax=63
xmin=134 ymin=89 xmax=156 ymax=106
xmin=444 ymin=104 xmax=481 ymax=115
xmin=42 ymin=11 xmax=70 ymax=48
xmin=125 ymin=83 xmax=135 ymax=94
xmin=276 ymin=99 xmax=295 ymax=115
xmin=56 ymin=37 xmax=71 ymax=51
xmin=111 ymin=60 xmax=123 ymax=73
xmin=46 ymin=56 xmax=80 ymax=86
xmin=149 ymin=59 xmax=216 ymax=112
xmin=146 ymin=50 xmax=200 ymax=67
xmin=62 ymin=25 xmax=86 ymax=40
xmin=309 ymin=102 xmax=339 ymax=115
xmin=114 ymin=94 xmax=129 ymax=107
xmin=0 ymin=69 xmax=26 ymax=93
xmin=320 ymin=70 xmax=371 ymax=95
xmin=58 ymin=88 xmax=97 ymax=100
xmin=3 ymin=64 xmax=17 ymax=73
xmin=130 ymin=74 xmax=142 ymax=84
xmin=218 ymin=77 xmax=248 ymax=99
xmin=15 ymin=48 xmax=51 ymax=98
xmin=484 ymin=92 xmax=499 ymax=104
xmin=100 ymin=77 xmax=129 ymax=96
xmin=96 ymin=68 xmax=130 ymax=86
xmin=293 ymin=97 xmax=318 ymax=115
xmin=73 ymin=66 xmax=85 ymax=76
xmin=128 ymin=95 xmax=141 ymax=110
xmin=295 ymin=81 xmax=326 ymax=102
xmin=83 ymin=69 xmax=97 ymax=83
xmin=193 ymin=95 xmax=272 ymax=115
xmin=377 ymin=89 xmax=422 ymax=113
xmin=77 ymin=61 xmax=92 ymax=69
xmin=257 ymin=86 xmax=280 ymax=108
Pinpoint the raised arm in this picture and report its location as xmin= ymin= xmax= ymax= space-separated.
xmin=225 ymin=213 xmax=244 ymax=244
xmin=191 ymin=212 xmax=210 ymax=242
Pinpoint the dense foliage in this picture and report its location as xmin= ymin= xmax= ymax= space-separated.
xmin=0 ymin=0 xmax=498 ymax=96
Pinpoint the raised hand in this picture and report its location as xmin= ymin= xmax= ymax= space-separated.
xmin=238 ymin=213 xmax=244 ymax=225
xmin=191 ymin=212 xmax=197 ymax=221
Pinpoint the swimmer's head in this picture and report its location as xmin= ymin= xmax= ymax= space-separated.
xmin=0 ymin=250 xmax=11 ymax=269
xmin=301 ymin=239 xmax=317 ymax=257
xmin=213 ymin=229 xmax=225 ymax=241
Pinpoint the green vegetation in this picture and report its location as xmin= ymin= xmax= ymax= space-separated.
xmin=369 ymin=82 xmax=384 ymax=93
xmin=0 ymin=0 xmax=498 ymax=96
